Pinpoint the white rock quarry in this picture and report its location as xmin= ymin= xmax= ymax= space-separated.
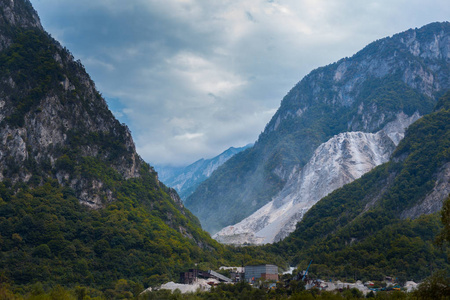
xmin=214 ymin=113 xmax=420 ymax=245
xmin=405 ymin=281 xmax=418 ymax=292
xmin=155 ymin=279 xmax=218 ymax=294
xmin=331 ymin=281 xmax=370 ymax=294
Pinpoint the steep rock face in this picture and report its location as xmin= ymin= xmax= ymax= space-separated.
xmin=400 ymin=162 xmax=450 ymax=219
xmin=214 ymin=113 xmax=419 ymax=244
xmin=156 ymin=144 xmax=252 ymax=200
xmin=186 ymin=22 xmax=450 ymax=234
xmin=0 ymin=0 xmax=41 ymax=51
xmin=0 ymin=0 xmax=145 ymax=208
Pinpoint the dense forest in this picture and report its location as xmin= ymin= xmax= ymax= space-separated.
xmin=0 ymin=165 xmax=286 ymax=297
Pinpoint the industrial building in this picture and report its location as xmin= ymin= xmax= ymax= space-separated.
xmin=180 ymin=269 xmax=232 ymax=284
xmin=245 ymin=264 xmax=279 ymax=283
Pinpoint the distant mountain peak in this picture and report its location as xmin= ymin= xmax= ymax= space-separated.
xmin=0 ymin=0 xmax=42 ymax=28
xmin=156 ymin=144 xmax=252 ymax=200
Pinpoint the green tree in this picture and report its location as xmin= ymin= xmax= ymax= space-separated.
xmin=32 ymin=244 xmax=52 ymax=258
xmin=413 ymin=270 xmax=450 ymax=299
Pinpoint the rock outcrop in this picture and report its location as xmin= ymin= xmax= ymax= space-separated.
xmin=0 ymin=0 xmax=145 ymax=208
xmin=400 ymin=162 xmax=450 ymax=220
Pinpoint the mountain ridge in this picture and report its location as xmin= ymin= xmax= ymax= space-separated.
xmin=156 ymin=144 xmax=252 ymax=200
xmin=186 ymin=21 xmax=450 ymax=234
xmin=0 ymin=0 xmax=148 ymax=208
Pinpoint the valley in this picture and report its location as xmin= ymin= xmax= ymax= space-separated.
xmin=155 ymin=144 xmax=252 ymax=201
xmin=0 ymin=0 xmax=449 ymax=299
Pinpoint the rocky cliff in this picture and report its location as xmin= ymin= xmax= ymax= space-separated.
xmin=0 ymin=0 xmax=146 ymax=208
xmin=186 ymin=22 xmax=450 ymax=234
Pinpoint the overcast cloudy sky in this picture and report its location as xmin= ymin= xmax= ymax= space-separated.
xmin=29 ymin=0 xmax=449 ymax=166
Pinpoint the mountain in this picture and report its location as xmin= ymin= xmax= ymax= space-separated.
xmin=155 ymin=144 xmax=252 ymax=200
xmin=0 ymin=0 xmax=272 ymax=292
xmin=214 ymin=113 xmax=418 ymax=244
xmin=185 ymin=22 xmax=450 ymax=234
xmin=271 ymin=92 xmax=450 ymax=281
xmin=0 ymin=0 xmax=145 ymax=207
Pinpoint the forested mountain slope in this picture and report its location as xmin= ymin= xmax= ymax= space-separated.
xmin=186 ymin=22 xmax=450 ymax=234
xmin=0 ymin=0 xmax=285 ymax=293
xmin=271 ymin=92 xmax=450 ymax=281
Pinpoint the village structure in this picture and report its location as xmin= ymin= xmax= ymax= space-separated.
xmin=244 ymin=264 xmax=279 ymax=283
xmin=145 ymin=264 xmax=419 ymax=296
xmin=179 ymin=264 xmax=278 ymax=285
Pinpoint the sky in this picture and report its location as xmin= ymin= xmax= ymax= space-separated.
xmin=29 ymin=0 xmax=449 ymax=167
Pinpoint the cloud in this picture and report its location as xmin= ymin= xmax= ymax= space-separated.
xmin=30 ymin=0 xmax=450 ymax=166
xmin=165 ymin=51 xmax=247 ymax=96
